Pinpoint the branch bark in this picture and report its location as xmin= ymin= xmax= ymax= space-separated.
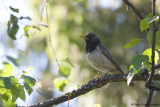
xmin=145 ymin=0 xmax=157 ymax=106
xmin=123 ymin=0 xmax=144 ymax=20
xmin=17 ymin=73 xmax=160 ymax=107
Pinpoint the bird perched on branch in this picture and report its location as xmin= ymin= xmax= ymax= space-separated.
xmin=81 ymin=32 xmax=135 ymax=87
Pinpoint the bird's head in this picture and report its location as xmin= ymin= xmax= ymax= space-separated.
xmin=81 ymin=32 xmax=101 ymax=44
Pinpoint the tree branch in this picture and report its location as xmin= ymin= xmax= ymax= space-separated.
xmin=145 ymin=88 xmax=154 ymax=107
xmin=146 ymin=0 xmax=156 ymax=89
xmin=123 ymin=0 xmax=144 ymax=20
xmin=145 ymin=0 xmax=157 ymax=106
xmin=17 ymin=73 xmax=160 ymax=107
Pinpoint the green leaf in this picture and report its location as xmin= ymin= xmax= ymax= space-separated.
xmin=10 ymin=85 xmax=20 ymax=102
xmin=6 ymin=55 xmax=20 ymax=66
xmin=7 ymin=23 xmax=19 ymax=40
xmin=19 ymin=16 xmax=31 ymax=20
xmin=10 ymin=15 xmax=18 ymax=24
xmin=7 ymin=15 xmax=19 ymax=40
xmin=140 ymin=19 xmax=150 ymax=32
xmin=143 ymin=48 xmax=159 ymax=64
xmin=65 ymin=58 xmax=74 ymax=67
xmin=2 ymin=92 xmax=11 ymax=101
xmin=145 ymin=16 xmax=159 ymax=24
xmin=24 ymin=82 xmax=32 ymax=95
xmin=3 ymin=77 xmax=11 ymax=89
xmin=123 ymin=39 xmax=142 ymax=48
xmin=24 ymin=25 xmax=31 ymax=38
xmin=131 ymin=55 xmax=149 ymax=70
xmin=0 ymin=77 xmax=5 ymax=88
xmin=19 ymin=85 xmax=25 ymax=101
xmin=10 ymin=76 xmax=19 ymax=84
xmin=21 ymin=75 xmax=36 ymax=88
xmin=156 ymin=30 xmax=160 ymax=51
xmin=0 ymin=62 xmax=13 ymax=77
xmin=146 ymin=30 xmax=160 ymax=51
xmin=54 ymin=78 xmax=67 ymax=92
xmin=143 ymin=62 xmax=152 ymax=70
xmin=129 ymin=65 xmax=139 ymax=74
xmin=147 ymin=31 xmax=153 ymax=44
xmin=9 ymin=6 xmax=19 ymax=13
xmin=59 ymin=66 xmax=71 ymax=78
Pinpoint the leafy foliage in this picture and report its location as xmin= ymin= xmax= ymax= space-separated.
xmin=7 ymin=14 xmax=19 ymax=40
xmin=123 ymin=39 xmax=142 ymax=48
xmin=131 ymin=55 xmax=149 ymax=71
xmin=59 ymin=66 xmax=71 ymax=78
xmin=54 ymin=78 xmax=67 ymax=92
xmin=9 ymin=6 xmax=19 ymax=13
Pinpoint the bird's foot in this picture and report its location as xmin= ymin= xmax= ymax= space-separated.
xmin=88 ymin=71 xmax=100 ymax=82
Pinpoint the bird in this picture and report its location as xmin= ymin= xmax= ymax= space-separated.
xmin=81 ymin=32 xmax=135 ymax=87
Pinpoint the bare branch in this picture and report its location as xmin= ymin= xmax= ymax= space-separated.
xmin=17 ymin=73 xmax=160 ymax=107
xmin=123 ymin=0 xmax=144 ymax=20
xmin=146 ymin=0 xmax=156 ymax=88
xmin=145 ymin=88 xmax=154 ymax=107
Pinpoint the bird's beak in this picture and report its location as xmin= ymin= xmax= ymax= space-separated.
xmin=81 ymin=36 xmax=88 ymax=40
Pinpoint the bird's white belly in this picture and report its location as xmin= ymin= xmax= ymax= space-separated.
xmin=86 ymin=47 xmax=116 ymax=73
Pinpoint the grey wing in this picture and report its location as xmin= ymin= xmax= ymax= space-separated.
xmin=98 ymin=43 xmax=124 ymax=74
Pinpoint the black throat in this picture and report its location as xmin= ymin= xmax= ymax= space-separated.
xmin=86 ymin=40 xmax=101 ymax=53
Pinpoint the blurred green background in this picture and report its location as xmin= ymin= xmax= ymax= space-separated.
xmin=0 ymin=0 xmax=160 ymax=107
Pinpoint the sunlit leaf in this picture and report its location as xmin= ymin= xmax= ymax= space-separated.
xmin=10 ymin=76 xmax=19 ymax=84
xmin=0 ymin=77 xmax=5 ymax=88
xmin=9 ymin=6 xmax=19 ymax=13
xmin=24 ymin=82 xmax=33 ymax=95
xmin=59 ymin=66 xmax=71 ymax=78
xmin=94 ymin=104 xmax=101 ymax=107
xmin=131 ymin=55 xmax=149 ymax=70
xmin=156 ymin=30 xmax=160 ymax=51
xmin=0 ymin=62 xmax=13 ymax=77
xmin=143 ymin=62 xmax=151 ymax=70
xmin=2 ymin=92 xmax=11 ymax=101
xmin=140 ymin=19 xmax=150 ymax=32
xmin=26 ymin=67 xmax=34 ymax=71
xmin=10 ymin=85 xmax=20 ymax=102
xmin=21 ymin=75 xmax=36 ymax=88
xmin=147 ymin=31 xmax=153 ymax=44
xmin=6 ymin=55 xmax=20 ymax=66
xmin=19 ymin=85 xmax=25 ymax=101
xmin=3 ymin=77 xmax=11 ymax=89
xmin=123 ymin=39 xmax=142 ymax=48
xmin=54 ymin=78 xmax=67 ymax=92
xmin=24 ymin=25 xmax=31 ymax=38
xmin=142 ymin=48 xmax=159 ymax=64
xmin=145 ymin=16 xmax=159 ymax=24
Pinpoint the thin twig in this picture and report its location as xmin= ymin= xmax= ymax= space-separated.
xmin=145 ymin=88 xmax=154 ymax=107
xmin=45 ymin=1 xmax=60 ymax=67
xmin=145 ymin=0 xmax=157 ymax=107
xmin=146 ymin=0 xmax=156 ymax=88
xmin=123 ymin=0 xmax=144 ymax=20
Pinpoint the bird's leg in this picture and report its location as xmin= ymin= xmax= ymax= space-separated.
xmin=93 ymin=71 xmax=100 ymax=79
xmin=88 ymin=71 xmax=100 ymax=82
